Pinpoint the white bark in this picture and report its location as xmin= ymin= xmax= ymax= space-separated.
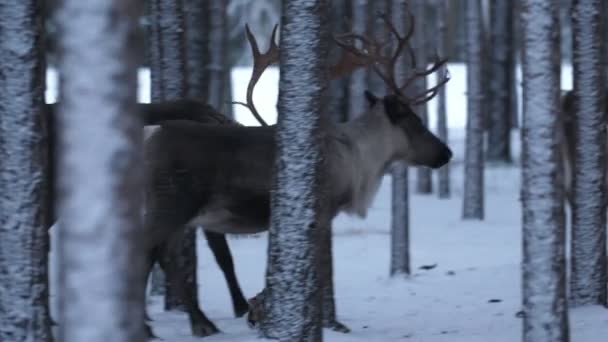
xmin=462 ymin=0 xmax=485 ymax=220
xmin=569 ymin=0 xmax=607 ymax=307
xmin=436 ymin=0 xmax=450 ymax=199
xmin=54 ymin=0 xmax=145 ymax=341
xmin=347 ymin=0 xmax=369 ymax=119
xmin=259 ymin=0 xmax=330 ymax=339
xmin=0 ymin=1 xmax=53 ymax=340
xmin=521 ymin=1 xmax=570 ymax=341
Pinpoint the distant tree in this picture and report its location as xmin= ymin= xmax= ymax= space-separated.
xmin=0 ymin=1 xmax=53 ymax=340
xmin=486 ymin=0 xmax=515 ymax=163
xmin=390 ymin=0 xmax=411 ymax=276
xmin=435 ymin=0 xmax=450 ymax=199
xmin=520 ymin=1 xmax=570 ymax=341
xmin=146 ymin=0 xmax=198 ymax=311
xmin=54 ymin=0 xmax=146 ymax=341
xmin=366 ymin=0 xmax=389 ymax=94
xmin=185 ymin=0 xmax=209 ymax=100
xmin=347 ymin=0 xmax=369 ymax=119
xmin=568 ymin=0 xmax=607 ymax=307
xmin=206 ymin=0 xmax=230 ymax=115
xmin=412 ymin=0 xmax=433 ymax=194
xmin=462 ymin=0 xmax=485 ymax=220
xmin=258 ymin=0 xmax=329 ymax=339
xmin=327 ymin=0 xmax=350 ymax=122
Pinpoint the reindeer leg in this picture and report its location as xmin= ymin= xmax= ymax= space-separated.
xmin=143 ymin=248 xmax=161 ymax=340
xmin=319 ymin=221 xmax=350 ymax=333
xmin=203 ymin=230 xmax=249 ymax=317
xmin=160 ymin=236 xmax=220 ymax=337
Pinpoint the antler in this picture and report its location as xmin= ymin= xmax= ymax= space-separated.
xmin=234 ymin=24 xmax=380 ymax=126
xmin=333 ymin=10 xmax=450 ymax=106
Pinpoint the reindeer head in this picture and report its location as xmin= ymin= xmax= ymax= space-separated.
xmin=333 ymin=10 xmax=452 ymax=169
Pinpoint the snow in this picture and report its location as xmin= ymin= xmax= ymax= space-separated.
xmin=46 ymin=63 xmax=607 ymax=341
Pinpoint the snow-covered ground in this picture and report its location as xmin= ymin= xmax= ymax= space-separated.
xmin=48 ymin=64 xmax=608 ymax=341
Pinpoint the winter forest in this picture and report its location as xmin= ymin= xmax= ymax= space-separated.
xmin=0 ymin=0 xmax=607 ymax=341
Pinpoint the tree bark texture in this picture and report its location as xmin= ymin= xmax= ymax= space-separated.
xmin=348 ymin=0 xmax=369 ymax=119
xmin=436 ymin=0 xmax=451 ymax=199
xmin=462 ymin=0 xmax=485 ymax=220
xmin=327 ymin=0 xmax=350 ymax=123
xmin=568 ymin=0 xmax=607 ymax=307
xmin=54 ymin=1 xmax=146 ymax=341
xmin=185 ymin=0 xmax=209 ymax=100
xmin=366 ymin=0 xmax=389 ymax=95
xmin=0 ymin=1 xmax=53 ymax=340
xmin=146 ymin=0 xmax=197 ymax=311
xmin=486 ymin=0 xmax=515 ymax=163
xmin=259 ymin=1 xmax=330 ymax=340
xmin=206 ymin=0 xmax=230 ymax=115
xmin=521 ymin=1 xmax=570 ymax=341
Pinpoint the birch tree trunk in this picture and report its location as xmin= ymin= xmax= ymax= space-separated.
xmin=486 ymin=0 xmax=514 ymax=163
xmin=185 ymin=0 xmax=209 ymax=100
xmin=366 ymin=0 xmax=389 ymax=95
xmin=54 ymin=0 xmax=145 ymax=341
xmin=327 ymin=0 xmax=350 ymax=123
xmin=569 ymin=0 xmax=607 ymax=307
xmin=147 ymin=0 xmax=198 ymax=311
xmin=390 ymin=0 xmax=411 ymax=277
xmin=520 ymin=1 xmax=570 ymax=341
xmin=206 ymin=0 xmax=230 ymax=115
xmin=462 ymin=0 xmax=485 ymax=219
xmin=436 ymin=0 xmax=451 ymax=199
xmin=258 ymin=0 xmax=329 ymax=339
xmin=0 ymin=1 xmax=53 ymax=340
xmin=412 ymin=0 xmax=433 ymax=194
xmin=348 ymin=0 xmax=369 ymax=119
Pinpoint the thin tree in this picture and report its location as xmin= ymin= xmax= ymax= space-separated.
xmin=462 ymin=0 xmax=485 ymax=220
xmin=54 ymin=0 xmax=145 ymax=341
xmin=328 ymin=0 xmax=350 ymax=123
xmin=185 ymin=0 xmax=209 ymax=100
xmin=147 ymin=0 xmax=198 ymax=311
xmin=348 ymin=0 xmax=368 ymax=119
xmin=207 ymin=0 xmax=230 ymax=115
xmin=258 ymin=0 xmax=330 ymax=339
xmin=486 ymin=0 xmax=515 ymax=163
xmin=520 ymin=1 xmax=570 ymax=341
xmin=412 ymin=0 xmax=433 ymax=194
xmin=0 ymin=0 xmax=53 ymax=340
xmin=390 ymin=0 xmax=411 ymax=276
xmin=435 ymin=0 xmax=450 ymax=199
xmin=569 ymin=0 xmax=607 ymax=307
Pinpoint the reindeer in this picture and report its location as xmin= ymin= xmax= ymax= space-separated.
xmin=141 ymin=12 xmax=452 ymax=338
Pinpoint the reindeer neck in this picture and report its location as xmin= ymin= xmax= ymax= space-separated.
xmin=327 ymin=112 xmax=397 ymax=217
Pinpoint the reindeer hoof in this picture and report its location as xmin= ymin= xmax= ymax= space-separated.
xmin=145 ymin=323 xmax=162 ymax=340
xmin=191 ymin=321 xmax=220 ymax=337
xmin=234 ymin=298 xmax=250 ymax=318
xmin=324 ymin=320 xmax=351 ymax=333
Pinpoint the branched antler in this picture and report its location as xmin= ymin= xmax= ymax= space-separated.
xmin=333 ymin=10 xmax=450 ymax=106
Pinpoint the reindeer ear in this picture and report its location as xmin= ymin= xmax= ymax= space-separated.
xmin=383 ymin=95 xmax=408 ymax=123
xmin=364 ymin=90 xmax=378 ymax=107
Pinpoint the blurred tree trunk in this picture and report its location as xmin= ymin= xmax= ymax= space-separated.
xmin=390 ymin=0 xmax=411 ymax=276
xmin=366 ymin=0 xmax=389 ymax=95
xmin=327 ymin=0 xmax=350 ymax=123
xmin=0 ymin=0 xmax=53 ymax=340
xmin=486 ymin=0 xmax=515 ymax=163
xmin=568 ymin=0 xmax=607 ymax=307
xmin=520 ymin=1 xmax=570 ymax=341
xmin=206 ymin=0 xmax=230 ymax=116
xmin=54 ymin=0 xmax=145 ymax=341
xmin=258 ymin=0 xmax=330 ymax=340
xmin=412 ymin=0 xmax=432 ymax=194
xmin=348 ymin=0 xmax=369 ymax=119
xmin=185 ymin=0 xmax=209 ymax=100
xmin=462 ymin=0 xmax=485 ymax=220
xmin=436 ymin=0 xmax=450 ymax=199
xmin=147 ymin=0 xmax=198 ymax=311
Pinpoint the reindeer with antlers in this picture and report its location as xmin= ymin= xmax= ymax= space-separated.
xmin=141 ymin=11 xmax=452 ymax=337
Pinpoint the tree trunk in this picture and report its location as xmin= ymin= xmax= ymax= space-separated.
xmin=348 ymin=0 xmax=368 ymax=119
xmin=0 ymin=1 xmax=53 ymax=340
xmin=436 ymin=0 xmax=451 ymax=199
xmin=327 ymin=0 xmax=350 ymax=123
xmin=185 ymin=0 xmax=209 ymax=100
xmin=206 ymin=0 xmax=230 ymax=115
xmin=486 ymin=0 xmax=514 ymax=163
xmin=462 ymin=0 xmax=485 ymax=220
xmin=389 ymin=0 xmax=411 ymax=277
xmin=569 ymin=0 xmax=607 ymax=307
xmin=520 ymin=1 xmax=570 ymax=341
xmin=146 ymin=0 xmax=197 ymax=311
xmin=366 ymin=0 xmax=389 ymax=95
xmin=412 ymin=0 xmax=433 ymax=194
xmin=258 ymin=1 xmax=329 ymax=340
xmin=54 ymin=1 xmax=145 ymax=341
